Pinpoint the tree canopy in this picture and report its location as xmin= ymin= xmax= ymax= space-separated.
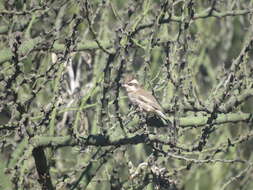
xmin=0 ymin=0 xmax=253 ymax=190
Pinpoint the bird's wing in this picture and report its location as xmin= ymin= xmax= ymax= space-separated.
xmin=136 ymin=88 xmax=164 ymax=111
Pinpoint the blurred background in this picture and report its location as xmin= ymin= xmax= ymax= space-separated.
xmin=0 ymin=0 xmax=253 ymax=189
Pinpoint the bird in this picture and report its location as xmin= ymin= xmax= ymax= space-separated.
xmin=122 ymin=76 xmax=176 ymax=145
xmin=122 ymin=76 xmax=169 ymax=122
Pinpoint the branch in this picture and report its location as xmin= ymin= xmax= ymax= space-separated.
xmin=132 ymin=8 xmax=253 ymax=36
xmin=165 ymin=152 xmax=246 ymax=164
xmin=0 ymin=5 xmax=48 ymax=15
xmin=28 ymin=112 xmax=252 ymax=148
xmin=193 ymin=8 xmax=253 ymax=19
xmin=219 ymin=89 xmax=253 ymax=113
xmin=221 ymin=163 xmax=253 ymax=190
xmin=0 ymin=40 xmax=111 ymax=64
xmin=32 ymin=147 xmax=54 ymax=190
xmin=83 ymin=0 xmax=111 ymax=54
xmin=179 ymin=112 xmax=251 ymax=127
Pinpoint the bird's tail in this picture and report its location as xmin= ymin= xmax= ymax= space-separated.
xmin=156 ymin=110 xmax=168 ymax=121
xmin=156 ymin=110 xmax=177 ymax=145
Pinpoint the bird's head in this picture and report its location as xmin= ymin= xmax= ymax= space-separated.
xmin=122 ymin=76 xmax=140 ymax=92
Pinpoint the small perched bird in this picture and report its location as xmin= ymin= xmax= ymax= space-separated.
xmin=123 ymin=76 xmax=176 ymax=144
xmin=122 ymin=76 xmax=168 ymax=122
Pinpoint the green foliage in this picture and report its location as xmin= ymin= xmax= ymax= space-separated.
xmin=0 ymin=0 xmax=253 ymax=190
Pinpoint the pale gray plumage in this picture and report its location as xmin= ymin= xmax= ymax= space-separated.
xmin=122 ymin=77 xmax=167 ymax=120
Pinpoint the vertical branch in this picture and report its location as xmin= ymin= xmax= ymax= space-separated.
xmin=114 ymin=58 xmax=126 ymax=135
xmin=100 ymin=53 xmax=116 ymax=133
xmin=84 ymin=0 xmax=111 ymax=54
xmin=32 ymin=147 xmax=54 ymax=190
